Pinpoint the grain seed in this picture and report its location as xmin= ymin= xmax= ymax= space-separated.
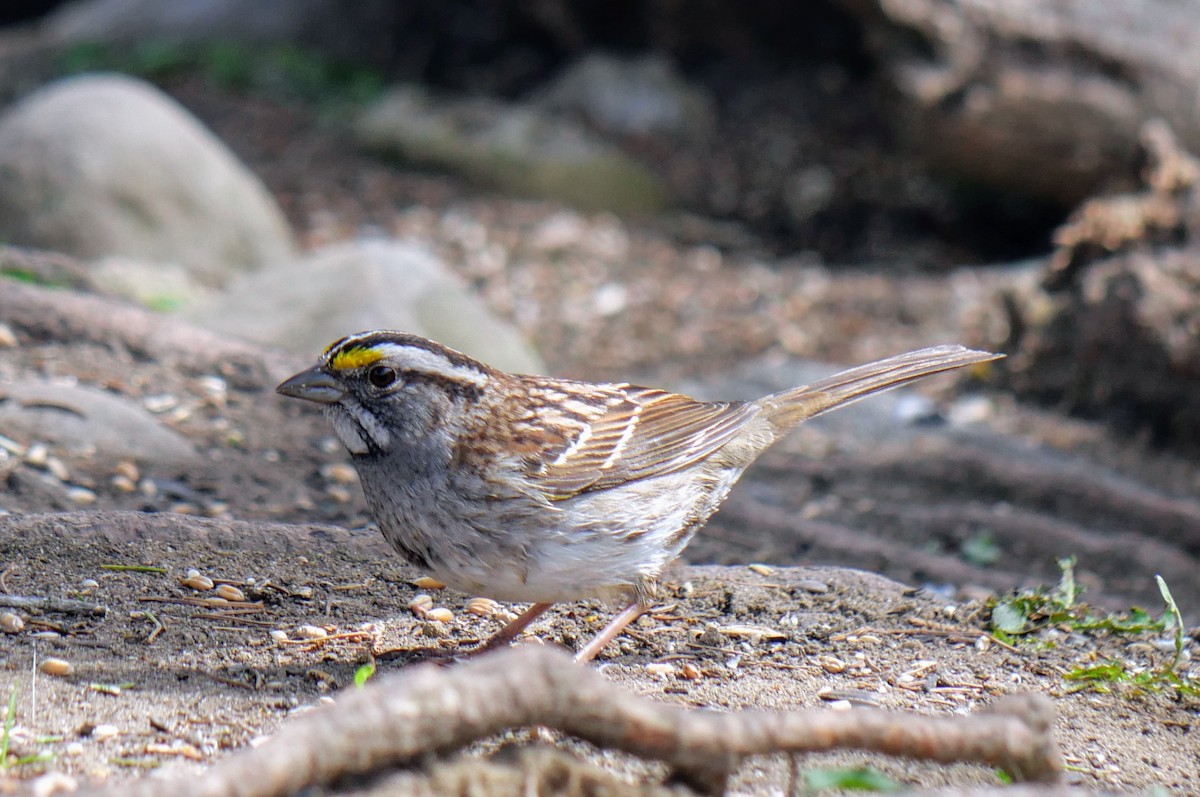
xmin=465 ymin=597 xmax=500 ymax=617
xmin=0 ymin=613 xmax=24 ymax=634
xmin=215 ymin=584 xmax=246 ymax=602
xmin=39 ymin=657 xmax=73 ymax=677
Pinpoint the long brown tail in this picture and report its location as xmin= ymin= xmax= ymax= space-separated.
xmin=756 ymin=345 xmax=1003 ymax=431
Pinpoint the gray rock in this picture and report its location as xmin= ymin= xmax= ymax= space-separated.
xmin=0 ymin=74 xmax=295 ymax=286
xmin=186 ymin=238 xmax=545 ymax=374
xmin=533 ymin=53 xmax=715 ymax=139
xmin=0 ymin=381 xmax=198 ymax=466
xmin=357 ymin=85 xmax=668 ymax=215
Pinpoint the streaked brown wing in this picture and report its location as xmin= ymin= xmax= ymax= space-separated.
xmin=533 ymin=385 xmax=759 ymax=499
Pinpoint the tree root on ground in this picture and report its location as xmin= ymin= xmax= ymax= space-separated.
xmin=85 ymin=645 xmax=1062 ymax=797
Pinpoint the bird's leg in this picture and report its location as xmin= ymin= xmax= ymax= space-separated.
xmin=573 ymin=600 xmax=648 ymax=663
xmin=470 ymin=601 xmax=554 ymax=655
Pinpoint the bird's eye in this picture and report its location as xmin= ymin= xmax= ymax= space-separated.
xmin=367 ymin=365 xmax=398 ymax=389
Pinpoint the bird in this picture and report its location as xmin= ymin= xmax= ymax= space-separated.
xmin=277 ymin=331 xmax=1001 ymax=662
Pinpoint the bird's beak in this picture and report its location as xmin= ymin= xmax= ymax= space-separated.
xmin=276 ymin=366 xmax=345 ymax=404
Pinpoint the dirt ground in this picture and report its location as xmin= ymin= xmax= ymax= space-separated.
xmin=1 ymin=65 xmax=1199 ymax=795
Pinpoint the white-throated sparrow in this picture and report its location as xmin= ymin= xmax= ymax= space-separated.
xmin=278 ymin=332 xmax=1001 ymax=662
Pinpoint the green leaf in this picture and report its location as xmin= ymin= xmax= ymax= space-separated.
xmin=353 ymin=663 xmax=376 ymax=689
xmin=804 ymin=767 xmax=900 ymax=792
xmin=990 ymin=601 xmax=1029 ymax=634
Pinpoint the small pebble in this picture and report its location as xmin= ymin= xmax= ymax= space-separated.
xmin=65 ymin=742 xmax=85 ymax=757
xmin=39 ymin=658 xmax=73 ymax=677
xmin=680 ymin=662 xmax=703 ymax=680
xmin=0 ymin=612 xmax=24 ymax=634
xmin=215 ymin=584 xmax=246 ymax=602
xmin=0 ymin=323 xmax=16 ymax=347
xmin=424 ymin=607 xmax=454 ymax=623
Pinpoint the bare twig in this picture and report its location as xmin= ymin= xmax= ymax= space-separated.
xmin=86 ymin=645 xmax=1062 ymax=797
xmin=0 ymin=594 xmax=106 ymax=615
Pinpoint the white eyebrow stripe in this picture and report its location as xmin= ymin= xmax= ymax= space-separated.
xmin=373 ymin=343 xmax=489 ymax=387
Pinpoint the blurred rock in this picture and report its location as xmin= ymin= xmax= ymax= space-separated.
xmin=186 ymin=238 xmax=545 ymax=374
xmin=0 ymin=381 xmax=198 ymax=466
xmin=357 ymin=85 xmax=668 ymax=215
xmin=1004 ymin=120 xmax=1200 ymax=449
xmin=841 ymin=0 xmax=1200 ymax=206
xmin=0 ymin=73 xmax=295 ymax=285
xmin=532 ymin=52 xmax=715 ymax=139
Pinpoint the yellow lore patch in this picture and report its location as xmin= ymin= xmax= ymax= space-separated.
xmin=329 ymin=347 xmax=384 ymax=371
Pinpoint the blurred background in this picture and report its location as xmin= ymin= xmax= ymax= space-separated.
xmin=1 ymin=0 xmax=1198 ymax=611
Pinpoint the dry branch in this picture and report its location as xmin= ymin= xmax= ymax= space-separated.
xmin=86 ymin=645 xmax=1062 ymax=797
xmin=0 ymin=594 xmax=106 ymax=615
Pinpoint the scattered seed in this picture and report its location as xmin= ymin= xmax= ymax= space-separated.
xmin=748 ymin=563 xmax=775 ymax=576
xmin=143 ymin=394 xmax=178 ymax=413
xmin=424 ymin=607 xmax=454 ymax=624
xmin=320 ymin=463 xmax=358 ymax=485
xmin=65 ymin=742 xmax=85 ymax=757
xmin=24 ymin=443 xmax=48 ymax=467
xmin=818 ymin=656 xmax=846 ymax=673
xmin=680 ymin=662 xmax=703 ymax=680
xmin=46 ymin=457 xmax=70 ymax=482
xmin=465 ymin=597 xmax=500 ymax=617
xmin=325 ymin=486 xmax=352 ymax=503
xmin=215 ymin=584 xmax=246 ymax=602
xmin=269 ymin=629 xmax=289 ymax=643
xmin=409 ymin=594 xmax=434 ymax=618
xmin=181 ymin=574 xmax=214 ymax=591
xmin=91 ymin=724 xmax=120 ymax=741
xmin=645 ymin=662 xmax=677 ymax=677
xmin=412 ymin=577 xmax=446 ymax=590
xmin=0 ymin=613 xmax=24 ymax=634
xmin=496 ymin=610 xmax=519 ymax=624
xmin=80 ymin=578 xmax=99 ymax=589
xmin=718 ymin=624 xmax=786 ymax=642
xmin=66 ymin=486 xmax=97 ymax=504
xmin=39 ymin=657 xmax=73 ymax=677
xmin=296 ymin=625 xmax=329 ymax=640
xmin=114 ymin=461 xmax=140 ymax=483
xmin=0 ymin=323 xmax=15 ymax=347
xmin=111 ymin=474 xmax=137 ymax=493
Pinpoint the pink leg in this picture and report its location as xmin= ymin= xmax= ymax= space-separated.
xmin=573 ymin=600 xmax=647 ymax=663
xmin=471 ymin=601 xmax=554 ymax=654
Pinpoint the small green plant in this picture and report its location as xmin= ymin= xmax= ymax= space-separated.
xmin=1064 ymin=577 xmax=1198 ymax=697
xmin=803 ymin=766 xmax=899 ymax=792
xmin=988 ymin=557 xmax=1164 ymax=644
xmin=59 ymin=40 xmax=386 ymax=109
xmin=353 ymin=662 xmax=376 ymax=689
xmin=1 ymin=682 xmax=17 ymax=769
xmin=0 ymin=683 xmax=53 ymax=770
